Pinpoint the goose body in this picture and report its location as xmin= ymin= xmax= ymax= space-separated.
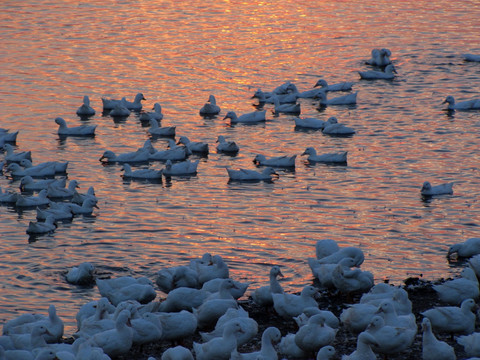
xmin=20 ymin=159 xmax=68 ymax=174
xmin=148 ymin=119 xmax=176 ymax=137
xmin=99 ymin=149 xmax=150 ymax=163
xmin=148 ymin=146 xmax=188 ymax=162
xmin=341 ymin=332 xmax=379 ymax=360
xmin=272 ymin=285 xmax=318 ymax=319
xmin=46 ymin=180 xmax=78 ymax=199
xmin=448 ymin=237 xmax=480 ymax=259
xmin=422 ymin=317 xmax=456 ymax=360
xmin=199 ymin=94 xmax=221 ymax=116
xmin=96 ymin=278 xmax=156 ymax=306
xmin=366 ymin=315 xmax=416 ymax=356
xmin=7 ymin=163 xmax=56 ymax=178
xmin=86 ymin=310 xmax=133 ymax=357
xmin=66 ymin=262 xmax=95 ymax=285
xmin=302 ymin=147 xmax=347 ymax=163
xmin=227 ymin=167 xmax=277 ymax=181
xmin=359 ymin=64 xmax=396 ymax=80
xmin=163 ymin=159 xmax=199 ymax=176
xmin=19 ymin=176 xmax=64 ymax=192
xmin=442 ymin=95 xmax=480 ymax=110
xmin=216 ymin=135 xmax=239 ymax=154
xmin=121 ymin=163 xmax=163 ymax=180
xmin=76 ymin=95 xmax=95 ymax=117
xmin=316 ymin=244 xmax=365 ymax=267
xmin=421 ymin=181 xmax=454 ymax=196
xmin=294 ymin=117 xmax=326 ymax=129
xmin=140 ymin=103 xmax=163 ymax=122
xmin=158 ymin=287 xmax=210 ymax=312
xmin=154 ymin=310 xmax=197 ymax=342
xmin=308 ymin=257 xmax=358 ymax=289
xmin=3 ymin=144 xmax=32 ymax=163
xmin=202 ymin=278 xmax=249 ymax=300
xmin=463 ymin=53 xmax=480 ymax=62
xmin=16 ymin=189 xmax=50 ymax=208
xmin=421 ymin=298 xmax=476 ymax=335
xmin=177 ymin=136 xmax=209 ymax=154
xmin=322 ymin=117 xmax=356 ymax=136
xmin=36 ymin=205 xmax=73 ymax=222
xmin=63 ymin=197 xmax=98 ymax=215
xmin=314 ymin=79 xmax=354 ymax=92
xmin=294 ymin=314 xmax=337 ymax=353
xmin=130 ymin=313 xmax=163 ymax=345
xmin=193 ymin=321 xmax=243 ymax=360
xmin=457 ymin=332 xmax=480 ymax=357
xmin=294 ymin=307 xmax=340 ymax=329
xmin=71 ymin=186 xmax=97 ymax=205
xmin=317 ymin=91 xmax=357 ymax=106
xmin=278 ymin=333 xmax=308 ymax=359
xmin=156 ymin=265 xmax=199 ymax=293
xmin=332 ymin=264 xmax=374 ymax=295
xmin=251 ymin=265 xmax=284 ymax=307
xmin=223 ymin=110 xmax=266 ymax=124
xmin=102 ymin=93 xmax=145 ymax=111
xmin=340 ymin=302 xmax=378 ymax=334
xmin=433 ymin=267 xmax=479 ymax=304
xmin=271 ymin=94 xmax=301 ymax=115
xmin=26 ymin=216 xmax=56 ymax=235
xmin=161 ymin=346 xmax=194 ymax=360
xmin=55 ymin=117 xmax=96 ymax=136
xmin=366 ymin=48 xmax=392 ymax=66
xmin=194 ymin=297 xmax=239 ymax=329
xmin=253 ymin=154 xmax=296 ymax=167
xmin=0 ymin=187 xmax=18 ymax=203
xmin=231 ymin=326 xmax=281 ymax=360
xmin=108 ymin=100 xmax=131 ymax=117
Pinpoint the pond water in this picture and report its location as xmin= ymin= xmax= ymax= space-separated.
xmin=1 ymin=0 xmax=480 ymax=333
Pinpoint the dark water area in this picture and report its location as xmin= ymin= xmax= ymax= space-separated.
xmin=0 ymin=0 xmax=479 ymax=333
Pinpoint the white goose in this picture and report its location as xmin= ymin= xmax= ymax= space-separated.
xmin=109 ymin=99 xmax=131 ymax=117
xmin=366 ymin=315 xmax=416 ymax=357
xmin=3 ymin=144 xmax=32 ymax=163
xmin=272 ymin=285 xmax=318 ymax=319
xmin=322 ymin=117 xmax=356 ymax=136
xmin=448 ymin=237 xmax=480 ymax=259
xmin=421 ymin=298 xmax=476 ymax=335
xmin=26 ymin=216 xmax=57 ymax=235
xmin=202 ymin=277 xmax=249 ymax=300
xmin=294 ymin=307 xmax=339 ymax=329
xmin=463 ymin=53 xmax=480 ymax=62
xmin=161 ymin=346 xmax=194 ymax=360
xmin=63 ymin=197 xmax=99 ymax=215
xmin=341 ymin=332 xmax=379 ymax=360
xmin=156 ymin=265 xmax=199 ymax=293
xmin=130 ymin=312 xmax=163 ymax=345
xmin=331 ymin=264 xmax=374 ymax=295
xmin=309 ymin=257 xmax=358 ymax=289
xmin=102 ymin=93 xmax=145 ymax=111
xmin=71 ymin=186 xmax=97 ymax=205
xmin=177 ymin=135 xmax=209 ymax=154
xmin=359 ymin=64 xmax=396 ymax=80
xmin=432 ymin=266 xmax=479 ymax=304
xmin=154 ymin=310 xmax=198 ymax=342
xmin=20 ymin=159 xmax=68 ymax=174
xmin=148 ymin=119 xmax=176 ymax=137
xmin=200 ymin=307 xmax=257 ymax=346
xmin=315 ymin=243 xmax=365 ymax=267
xmin=253 ymin=154 xmax=296 ymax=167
xmin=16 ymin=189 xmax=50 ymax=208
xmin=316 ymin=91 xmax=357 ymax=106
xmin=140 ymin=103 xmax=163 ymax=122
xmin=442 ymin=95 xmax=480 ymax=111
xmin=193 ymin=321 xmax=244 ymax=360
xmin=7 ymin=162 xmax=56 ymax=178
xmin=19 ymin=176 xmax=64 ymax=192
xmin=227 ymin=167 xmax=278 ymax=181
xmin=0 ymin=187 xmax=18 ymax=203
xmin=302 ymin=147 xmax=347 ymax=163
xmin=0 ymin=131 xmax=18 ymax=144
xmin=457 ymin=332 xmax=480 ymax=358
xmin=421 ymin=181 xmax=454 ymax=196
xmin=85 ymin=310 xmax=133 ymax=358
xmin=158 ymin=287 xmax=210 ymax=312
xmin=55 ymin=117 xmax=96 ymax=136
xmin=294 ymin=117 xmax=326 ymax=129
xmin=163 ymin=159 xmax=199 ymax=176
xmin=66 ymin=262 xmax=95 ymax=285
xmin=251 ymin=265 xmax=284 ymax=307
xmin=231 ymin=326 xmax=281 ymax=360
xmin=199 ymin=94 xmax=221 ymax=116
xmin=223 ymin=110 xmax=266 ymax=124
xmin=76 ymin=95 xmax=96 ymax=117
xmin=317 ymin=346 xmax=336 ymax=360
xmin=216 ymin=135 xmax=239 ymax=154
xmin=271 ymin=94 xmax=301 ymax=115
xmin=99 ymin=149 xmax=150 ymax=163
xmin=46 ymin=179 xmax=79 ymax=199
xmin=314 ymin=79 xmax=354 ymax=92
xmin=421 ymin=317 xmax=456 ymax=360
xmin=294 ymin=314 xmax=337 ymax=353
xmin=121 ymin=163 xmax=163 ymax=180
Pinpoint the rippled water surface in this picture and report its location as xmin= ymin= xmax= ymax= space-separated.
xmin=1 ymin=0 xmax=480 ymax=333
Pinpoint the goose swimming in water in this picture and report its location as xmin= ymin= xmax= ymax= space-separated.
xmin=359 ymin=64 xmax=396 ymax=80
xmin=76 ymin=95 xmax=96 ymax=117
xmin=216 ymin=135 xmax=239 ymax=154
xmin=442 ymin=95 xmax=480 ymax=111
xmin=223 ymin=110 xmax=266 ymax=124
xmin=55 ymin=117 xmax=96 ymax=136
xmin=302 ymin=147 xmax=347 ymax=163
xmin=199 ymin=94 xmax=221 ymax=116
xmin=227 ymin=167 xmax=278 ymax=181
xmin=421 ymin=181 xmax=453 ymax=196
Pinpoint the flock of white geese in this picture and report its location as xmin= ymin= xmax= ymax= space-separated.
xmin=1 ymin=49 xmax=480 ymax=359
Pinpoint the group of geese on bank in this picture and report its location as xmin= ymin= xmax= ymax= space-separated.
xmin=3 ymin=236 xmax=480 ymax=359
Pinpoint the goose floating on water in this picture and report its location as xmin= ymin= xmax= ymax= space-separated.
xmin=314 ymin=79 xmax=354 ymax=92
xmin=253 ymin=154 xmax=296 ymax=167
xmin=26 ymin=215 xmax=57 ymax=235
xmin=121 ymin=163 xmax=163 ymax=180
xmin=140 ymin=102 xmax=163 ymax=122
xmin=442 ymin=95 xmax=480 ymax=111
xmin=199 ymin=94 xmax=221 ymax=116
xmin=216 ymin=135 xmax=239 ymax=154
xmin=421 ymin=181 xmax=453 ymax=196
xmin=227 ymin=167 xmax=278 ymax=181
xmin=55 ymin=117 xmax=96 ymax=136
xmin=223 ymin=110 xmax=266 ymax=124
xmin=359 ymin=64 xmax=396 ymax=80
xmin=316 ymin=91 xmax=357 ymax=106
xmin=76 ymin=95 xmax=96 ymax=117
xmin=302 ymin=147 xmax=347 ymax=163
